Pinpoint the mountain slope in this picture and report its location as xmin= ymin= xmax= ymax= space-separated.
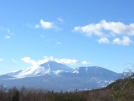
xmin=0 ymin=61 xmax=120 ymax=91
xmin=4 ymin=61 xmax=73 ymax=78
xmin=73 ymin=66 xmax=119 ymax=80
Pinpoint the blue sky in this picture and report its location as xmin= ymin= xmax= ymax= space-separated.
xmin=0 ymin=0 xmax=134 ymax=74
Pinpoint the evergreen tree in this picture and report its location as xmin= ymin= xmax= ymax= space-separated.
xmin=11 ymin=90 xmax=20 ymax=101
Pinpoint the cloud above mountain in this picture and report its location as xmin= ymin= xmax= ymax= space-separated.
xmin=21 ymin=56 xmax=89 ymax=67
xmin=21 ymin=57 xmax=37 ymax=66
xmin=74 ymin=20 xmax=134 ymax=45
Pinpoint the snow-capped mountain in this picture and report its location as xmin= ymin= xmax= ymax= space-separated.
xmin=0 ymin=61 xmax=121 ymax=91
xmin=6 ymin=61 xmax=73 ymax=78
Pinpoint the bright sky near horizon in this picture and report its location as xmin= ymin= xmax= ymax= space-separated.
xmin=0 ymin=0 xmax=134 ymax=74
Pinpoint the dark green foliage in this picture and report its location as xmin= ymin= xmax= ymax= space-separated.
xmin=49 ymin=91 xmax=86 ymax=101
xmin=0 ymin=84 xmax=7 ymax=101
xmin=112 ymin=77 xmax=134 ymax=101
xmin=11 ymin=90 xmax=20 ymax=101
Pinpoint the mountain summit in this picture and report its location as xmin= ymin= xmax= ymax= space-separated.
xmin=40 ymin=61 xmax=73 ymax=72
xmin=6 ymin=61 xmax=73 ymax=78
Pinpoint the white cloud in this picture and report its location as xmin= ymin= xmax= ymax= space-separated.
xmin=74 ymin=20 xmax=134 ymax=45
xmin=35 ymin=24 xmax=40 ymax=28
xmin=56 ymin=42 xmax=61 ymax=44
xmin=40 ymin=20 xmax=53 ymax=29
xmin=21 ymin=56 xmax=89 ymax=67
xmin=35 ymin=19 xmax=60 ymax=30
xmin=5 ymin=35 xmax=11 ymax=39
xmin=40 ymin=56 xmax=89 ymax=65
xmin=74 ymin=24 xmax=103 ymax=37
xmin=97 ymin=37 xmax=110 ymax=44
xmin=7 ymin=28 xmax=13 ymax=35
xmin=81 ymin=61 xmax=88 ymax=64
xmin=74 ymin=20 xmax=134 ymax=37
xmin=58 ymin=18 xmax=64 ymax=22
xmin=21 ymin=57 xmax=38 ymax=66
xmin=37 ymin=56 xmax=80 ymax=65
xmin=12 ymin=59 xmax=17 ymax=63
xmin=0 ymin=58 xmax=4 ymax=61
xmin=113 ymin=36 xmax=133 ymax=45
xmin=0 ymin=27 xmax=13 ymax=39
xmin=7 ymin=29 xmax=10 ymax=33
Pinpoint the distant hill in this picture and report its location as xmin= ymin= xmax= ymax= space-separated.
xmin=83 ymin=77 xmax=134 ymax=101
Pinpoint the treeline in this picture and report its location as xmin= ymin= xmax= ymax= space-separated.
xmin=0 ymin=77 xmax=134 ymax=101
xmin=0 ymin=85 xmax=86 ymax=101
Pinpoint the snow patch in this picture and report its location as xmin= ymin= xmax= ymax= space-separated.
xmin=73 ymin=70 xmax=79 ymax=74
xmin=53 ymin=70 xmax=63 ymax=75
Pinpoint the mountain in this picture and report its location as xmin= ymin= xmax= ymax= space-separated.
xmin=5 ymin=61 xmax=73 ymax=78
xmin=0 ymin=61 xmax=121 ymax=91
xmin=73 ymin=66 xmax=119 ymax=80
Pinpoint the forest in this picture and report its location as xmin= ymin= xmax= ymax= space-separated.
xmin=0 ymin=76 xmax=134 ymax=101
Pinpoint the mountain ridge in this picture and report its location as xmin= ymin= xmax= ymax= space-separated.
xmin=0 ymin=61 xmax=121 ymax=91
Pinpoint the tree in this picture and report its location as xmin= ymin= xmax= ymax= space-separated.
xmin=11 ymin=90 xmax=20 ymax=101
xmin=113 ymin=68 xmax=134 ymax=101
xmin=0 ymin=84 xmax=7 ymax=101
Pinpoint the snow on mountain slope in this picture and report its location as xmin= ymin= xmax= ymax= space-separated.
xmin=73 ymin=66 xmax=120 ymax=80
xmin=7 ymin=61 xmax=73 ymax=78
xmin=40 ymin=61 xmax=73 ymax=72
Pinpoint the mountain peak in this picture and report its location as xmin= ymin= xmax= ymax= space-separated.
xmin=40 ymin=61 xmax=73 ymax=72
xmin=7 ymin=61 xmax=73 ymax=78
